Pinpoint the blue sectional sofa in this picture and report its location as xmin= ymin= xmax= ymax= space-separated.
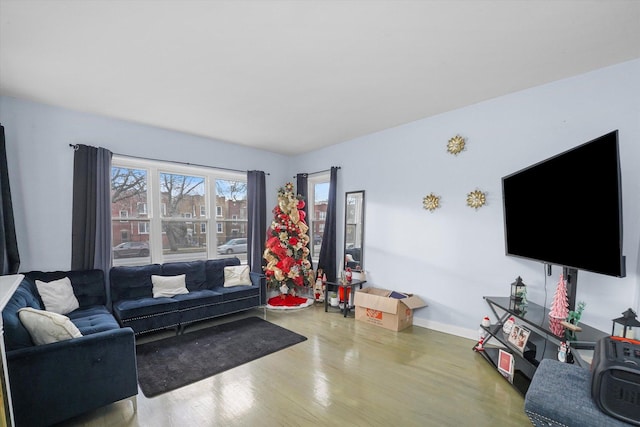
xmin=2 ymin=269 xmax=138 ymax=427
xmin=109 ymin=257 xmax=264 ymax=335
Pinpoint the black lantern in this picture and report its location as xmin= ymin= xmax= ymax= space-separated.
xmin=510 ymin=276 xmax=526 ymax=301
xmin=611 ymin=308 xmax=640 ymax=339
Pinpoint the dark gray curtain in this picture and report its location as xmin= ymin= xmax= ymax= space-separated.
xmin=71 ymin=145 xmax=113 ymax=300
xmin=247 ymin=170 xmax=266 ymax=273
xmin=0 ymin=125 xmax=20 ymax=274
xmin=296 ymin=173 xmax=312 ymax=270
xmin=318 ymin=167 xmax=338 ymax=282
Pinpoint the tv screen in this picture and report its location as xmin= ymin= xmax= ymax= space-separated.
xmin=502 ymin=130 xmax=625 ymax=277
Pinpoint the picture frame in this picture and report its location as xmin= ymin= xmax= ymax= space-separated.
xmin=498 ymin=349 xmax=514 ymax=383
xmin=508 ymin=324 xmax=531 ymax=353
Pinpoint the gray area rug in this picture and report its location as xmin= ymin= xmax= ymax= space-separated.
xmin=135 ymin=316 xmax=307 ymax=397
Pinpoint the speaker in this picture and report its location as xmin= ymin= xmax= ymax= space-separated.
xmin=591 ymin=336 xmax=640 ymax=425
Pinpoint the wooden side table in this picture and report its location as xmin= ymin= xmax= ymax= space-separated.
xmin=324 ymin=279 xmax=366 ymax=317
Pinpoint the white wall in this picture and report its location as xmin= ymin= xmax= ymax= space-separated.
xmin=0 ymin=96 xmax=289 ymax=272
xmin=293 ymin=59 xmax=640 ymax=337
xmin=1 ymin=58 xmax=638 ymax=339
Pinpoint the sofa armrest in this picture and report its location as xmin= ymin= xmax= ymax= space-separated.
xmin=250 ymin=272 xmax=266 ymax=305
xmin=7 ymin=327 xmax=138 ymax=427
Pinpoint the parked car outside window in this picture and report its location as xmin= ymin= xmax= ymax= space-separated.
xmin=217 ymin=238 xmax=247 ymax=254
xmin=113 ymin=242 xmax=149 ymax=258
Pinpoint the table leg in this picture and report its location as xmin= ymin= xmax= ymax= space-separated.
xmin=324 ymin=284 xmax=328 ymax=312
xmin=343 ymin=286 xmax=348 ymax=317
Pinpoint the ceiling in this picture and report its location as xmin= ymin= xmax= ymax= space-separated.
xmin=1 ymin=1 xmax=639 ymax=156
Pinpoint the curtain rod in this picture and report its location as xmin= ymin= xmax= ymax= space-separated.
xmin=69 ymin=144 xmax=269 ymax=175
xmin=293 ymin=166 xmax=341 ymax=178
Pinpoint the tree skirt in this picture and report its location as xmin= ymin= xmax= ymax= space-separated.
xmin=266 ymin=294 xmax=314 ymax=310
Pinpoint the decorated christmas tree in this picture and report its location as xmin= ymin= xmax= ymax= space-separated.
xmin=263 ymin=183 xmax=313 ymax=295
xmin=549 ymin=274 xmax=570 ymax=320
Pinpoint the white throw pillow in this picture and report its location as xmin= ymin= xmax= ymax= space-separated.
xmin=18 ymin=307 xmax=83 ymax=345
xmin=151 ymin=274 xmax=189 ymax=298
xmin=224 ymin=265 xmax=252 ymax=287
xmin=35 ymin=277 xmax=80 ymax=315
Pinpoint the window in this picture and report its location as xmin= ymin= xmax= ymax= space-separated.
xmin=138 ymin=222 xmax=150 ymax=234
xmin=111 ymin=157 xmax=247 ymax=265
xmin=307 ymin=173 xmax=330 ymax=262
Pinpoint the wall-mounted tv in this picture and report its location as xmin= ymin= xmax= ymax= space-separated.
xmin=502 ymin=130 xmax=626 ymax=280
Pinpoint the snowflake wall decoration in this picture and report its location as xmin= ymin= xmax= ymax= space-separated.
xmin=447 ymin=135 xmax=466 ymax=155
xmin=422 ymin=193 xmax=441 ymax=212
xmin=466 ymin=190 xmax=487 ymax=209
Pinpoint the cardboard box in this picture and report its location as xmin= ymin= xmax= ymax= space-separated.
xmin=354 ymin=287 xmax=427 ymax=331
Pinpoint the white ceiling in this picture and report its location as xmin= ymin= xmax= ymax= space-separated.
xmin=1 ymin=1 xmax=639 ymax=156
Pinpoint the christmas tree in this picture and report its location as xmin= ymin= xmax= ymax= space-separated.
xmin=263 ymin=183 xmax=313 ymax=294
xmin=549 ymin=274 xmax=569 ymax=320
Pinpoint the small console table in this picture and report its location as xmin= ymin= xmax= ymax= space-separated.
xmin=324 ymin=279 xmax=366 ymax=317
xmin=477 ymin=296 xmax=607 ymax=395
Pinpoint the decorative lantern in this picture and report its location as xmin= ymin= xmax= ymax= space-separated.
xmin=611 ymin=308 xmax=640 ymax=339
xmin=510 ymin=276 xmax=526 ymax=301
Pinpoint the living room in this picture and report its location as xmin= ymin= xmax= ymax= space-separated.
xmin=1 ymin=1 xmax=639 ymax=426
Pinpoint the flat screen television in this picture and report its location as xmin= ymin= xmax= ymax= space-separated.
xmin=502 ymin=130 xmax=626 ymax=302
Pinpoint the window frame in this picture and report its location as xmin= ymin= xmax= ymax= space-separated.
xmin=111 ymin=155 xmax=247 ymax=265
xmin=307 ymin=172 xmax=330 ymax=263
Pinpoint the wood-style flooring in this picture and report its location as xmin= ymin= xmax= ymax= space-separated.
xmin=55 ymin=304 xmax=531 ymax=426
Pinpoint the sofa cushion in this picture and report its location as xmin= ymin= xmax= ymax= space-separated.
xmin=214 ymin=284 xmax=260 ymax=301
xmin=35 ymin=277 xmax=80 ymax=315
xmin=2 ymin=282 xmax=44 ymax=351
xmin=18 ymin=307 xmax=83 ymax=345
xmin=112 ymin=296 xmax=179 ymax=320
xmin=110 ymin=264 xmax=162 ymax=302
xmin=67 ymin=306 xmax=121 ymax=335
xmin=223 ymin=265 xmax=251 ymax=287
xmin=205 ymin=258 xmax=240 ymax=289
xmin=161 ymin=261 xmax=207 ymax=291
xmin=151 ymin=274 xmax=189 ymax=298
xmin=172 ymin=289 xmax=223 ymax=309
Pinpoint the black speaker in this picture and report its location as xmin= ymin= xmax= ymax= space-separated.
xmin=591 ymin=336 xmax=640 ymax=425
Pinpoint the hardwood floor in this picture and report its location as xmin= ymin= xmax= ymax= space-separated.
xmin=56 ymin=304 xmax=531 ymax=426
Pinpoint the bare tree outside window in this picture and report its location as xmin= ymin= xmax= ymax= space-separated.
xmin=160 ymin=172 xmax=205 ymax=252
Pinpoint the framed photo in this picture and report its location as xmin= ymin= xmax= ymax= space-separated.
xmin=508 ymin=324 xmax=531 ymax=352
xmin=498 ymin=349 xmax=514 ymax=383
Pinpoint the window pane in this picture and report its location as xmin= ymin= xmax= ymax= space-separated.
xmin=161 ymin=220 xmax=207 ymax=259
xmin=112 ymin=221 xmax=151 ymax=265
xmin=312 ymin=181 xmax=329 ymax=258
xmin=160 ymin=172 xmax=205 ymax=218
xmin=216 ymin=179 xmax=248 ymax=262
xmin=112 ymin=168 xmax=152 ymax=265
xmin=112 ymin=167 xmax=147 ymax=219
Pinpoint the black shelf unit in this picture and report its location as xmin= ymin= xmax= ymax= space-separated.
xmin=475 ymin=296 xmax=607 ymax=395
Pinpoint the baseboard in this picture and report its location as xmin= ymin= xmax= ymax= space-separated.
xmin=412 ymin=317 xmax=479 ymax=342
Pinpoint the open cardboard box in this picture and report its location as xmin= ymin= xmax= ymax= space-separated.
xmin=354 ymin=287 xmax=427 ymax=331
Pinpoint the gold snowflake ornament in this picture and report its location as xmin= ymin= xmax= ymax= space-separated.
xmin=423 ymin=193 xmax=441 ymax=212
xmin=466 ymin=190 xmax=487 ymax=209
xmin=447 ymin=135 xmax=466 ymax=155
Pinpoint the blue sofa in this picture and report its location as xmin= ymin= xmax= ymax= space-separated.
xmin=109 ymin=257 xmax=264 ymax=335
xmin=524 ymin=359 xmax=631 ymax=426
xmin=2 ymin=269 xmax=138 ymax=427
